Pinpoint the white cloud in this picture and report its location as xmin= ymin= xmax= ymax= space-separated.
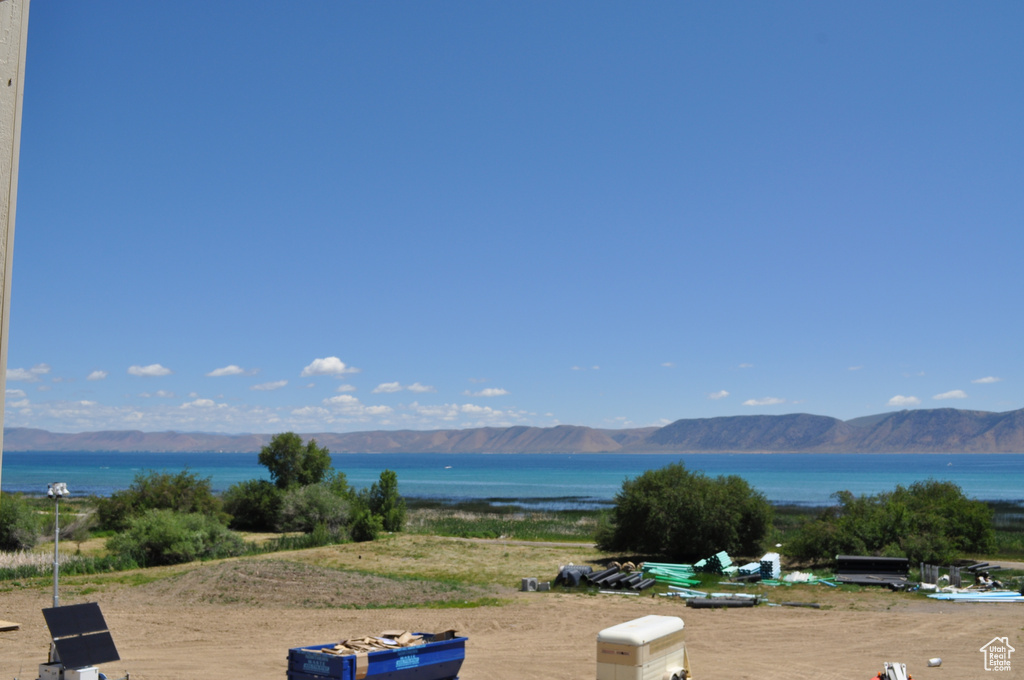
xmin=461 ymin=403 xmax=500 ymax=415
xmin=291 ymin=406 xmax=328 ymax=418
xmin=301 ymin=356 xmax=356 ymax=377
xmin=661 ymin=362 xmax=675 ymax=368
xmin=207 ymin=365 xmax=246 ymax=377
xmin=373 ymin=382 xmax=404 ymax=394
xmin=465 ymin=388 xmax=509 ymax=397
xmin=933 ymin=390 xmax=967 ymax=400
xmin=738 ymin=363 xmax=754 ymax=369
xmin=888 ymin=395 xmax=921 ymax=407
xmin=708 ymin=390 xmax=730 ymax=400
xmin=848 ymin=366 xmax=863 ymax=371
xmin=155 ymin=390 xmax=175 ymax=398
xmin=407 ymin=382 xmax=436 ymax=393
xmin=408 ymin=402 xmax=461 ymax=420
xmin=87 ymin=370 xmax=108 ymax=381
xmin=336 ymin=384 xmax=357 ymax=392
xmin=972 ymin=376 xmax=1002 ymax=384
xmin=325 ymin=394 xmax=360 ymax=405
xmin=181 ymin=398 xmax=217 ymax=408
xmin=128 ymin=364 xmax=172 ymax=377
xmin=6 ymin=388 xmax=26 ymax=398
xmin=743 ymin=397 xmax=785 ymax=406
xmin=321 ymin=394 xmax=394 ymax=419
xmin=8 ymin=364 xmax=51 ymax=382
xmin=251 ymin=380 xmax=287 ymax=391
xmin=571 ymin=365 xmax=600 ymax=371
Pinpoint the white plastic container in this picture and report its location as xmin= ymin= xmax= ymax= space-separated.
xmin=596 ymin=615 xmax=690 ymax=680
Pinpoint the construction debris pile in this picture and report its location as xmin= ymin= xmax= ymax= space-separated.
xmin=553 ymin=553 xmax=1023 ymax=610
xmin=554 ymin=551 xmax=834 ymax=607
xmin=306 ymin=631 xmax=431 ymax=656
xmin=922 ymin=560 xmax=1024 ymax=602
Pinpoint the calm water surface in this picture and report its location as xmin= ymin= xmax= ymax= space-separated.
xmin=2 ymin=451 xmax=1023 ymax=508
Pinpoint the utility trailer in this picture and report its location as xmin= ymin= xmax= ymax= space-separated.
xmin=596 ymin=616 xmax=691 ymax=680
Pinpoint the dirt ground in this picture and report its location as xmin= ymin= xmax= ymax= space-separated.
xmin=1 ymin=542 xmax=1022 ymax=680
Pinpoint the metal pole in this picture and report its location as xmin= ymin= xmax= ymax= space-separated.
xmin=0 ymin=0 xmax=31 ymax=494
xmin=53 ymin=492 xmax=59 ymax=607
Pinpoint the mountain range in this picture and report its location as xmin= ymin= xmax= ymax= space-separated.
xmin=4 ymin=407 xmax=1024 ymax=454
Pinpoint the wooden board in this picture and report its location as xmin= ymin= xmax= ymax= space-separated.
xmin=0 ymin=619 xmax=21 ymax=631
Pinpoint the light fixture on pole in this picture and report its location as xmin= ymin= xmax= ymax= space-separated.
xmin=47 ymin=482 xmax=68 ymax=609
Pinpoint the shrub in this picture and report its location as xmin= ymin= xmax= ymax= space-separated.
xmin=788 ymin=480 xmax=995 ymax=564
xmin=0 ymin=493 xmax=41 ymax=551
xmin=96 ymin=469 xmax=224 ymax=531
xmin=349 ymin=506 xmax=383 ymax=543
xmin=365 ymin=469 xmax=406 ymax=532
xmin=61 ymin=509 xmax=99 ymax=550
xmin=222 ymin=479 xmax=283 ymax=532
xmin=107 ymin=509 xmax=245 ymax=567
xmin=595 ymin=463 xmax=772 ymax=560
xmin=278 ymin=483 xmax=351 ymax=533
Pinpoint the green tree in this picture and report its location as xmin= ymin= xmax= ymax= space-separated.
xmin=0 ymin=492 xmax=41 ymax=551
xmin=96 ymin=469 xmax=224 ymax=531
xmin=258 ymin=432 xmax=333 ymax=490
xmin=595 ymin=463 xmax=772 ymax=561
xmin=365 ymin=469 xmax=406 ymax=532
xmin=789 ymin=480 xmax=995 ymax=564
xmin=222 ymin=479 xmax=283 ymax=532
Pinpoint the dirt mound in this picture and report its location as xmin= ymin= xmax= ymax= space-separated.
xmin=135 ymin=558 xmax=498 ymax=608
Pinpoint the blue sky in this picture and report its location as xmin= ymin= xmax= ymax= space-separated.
xmin=4 ymin=2 xmax=1022 ymax=434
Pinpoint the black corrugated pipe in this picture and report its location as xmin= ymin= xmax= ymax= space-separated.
xmin=617 ymin=573 xmax=643 ymax=589
xmin=686 ymin=598 xmax=756 ymax=609
xmin=598 ymin=572 xmax=631 ymax=587
xmin=586 ymin=567 xmax=619 ymax=584
xmin=632 ymin=578 xmax=657 ymax=591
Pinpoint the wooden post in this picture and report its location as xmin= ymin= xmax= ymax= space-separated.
xmin=0 ymin=0 xmax=31 ymax=492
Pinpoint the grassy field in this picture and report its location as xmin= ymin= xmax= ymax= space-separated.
xmin=5 ymin=530 xmax=1020 ymax=613
xmin=404 ymin=499 xmax=601 ymax=542
xmin=4 ymin=498 xmax=1023 ymax=590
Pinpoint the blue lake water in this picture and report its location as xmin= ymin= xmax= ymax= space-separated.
xmin=2 ymin=451 xmax=1023 ymax=507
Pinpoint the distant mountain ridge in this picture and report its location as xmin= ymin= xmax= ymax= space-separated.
xmin=4 ymin=408 xmax=1024 ymax=453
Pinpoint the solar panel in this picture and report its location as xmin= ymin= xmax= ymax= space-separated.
xmin=53 ymin=631 xmax=120 ymax=669
xmin=42 ymin=603 xmax=109 ymax=639
xmin=41 ymin=603 xmax=120 ymax=669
